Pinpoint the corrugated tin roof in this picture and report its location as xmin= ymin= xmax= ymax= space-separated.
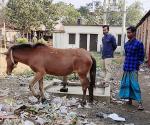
xmin=136 ymin=10 xmax=150 ymax=28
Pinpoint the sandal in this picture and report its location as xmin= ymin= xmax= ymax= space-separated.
xmin=138 ymin=104 xmax=144 ymax=110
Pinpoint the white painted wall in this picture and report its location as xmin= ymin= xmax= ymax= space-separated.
xmin=0 ymin=28 xmax=19 ymax=42
xmin=53 ymin=25 xmax=127 ymax=52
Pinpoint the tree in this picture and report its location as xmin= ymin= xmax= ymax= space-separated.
xmin=126 ymin=1 xmax=144 ymax=26
xmin=54 ymin=2 xmax=81 ymax=24
xmin=37 ymin=0 xmax=56 ymax=30
xmin=5 ymin=0 xmax=80 ymax=34
xmin=108 ymin=1 xmax=144 ymax=26
xmin=107 ymin=0 xmax=123 ymax=25
xmin=0 ymin=0 xmax=8 ymax=24
xmin=78 ymin=6 xmax=89 ymax=17
xmin=78 ymin=0 xmax=144 ymax=26
xmin=78 ymin=1 xmax=103 ymax=25
xmin=5 ymin=0 xmax=55 ymax=34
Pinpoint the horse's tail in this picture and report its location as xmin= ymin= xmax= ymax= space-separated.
xmin=89 ymin=55 xmax=96 ymax=103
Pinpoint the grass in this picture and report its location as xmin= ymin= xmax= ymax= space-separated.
xmin=15 ymin=69 xmax=34 ymax=77
xmin=91 ymin=52 xmax=123 ymax=69
xmin=91 ymin=52 xmax=103 ymax=69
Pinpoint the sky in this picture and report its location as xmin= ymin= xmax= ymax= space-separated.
xmin=54 ymin=0 xmax=150 ymax=11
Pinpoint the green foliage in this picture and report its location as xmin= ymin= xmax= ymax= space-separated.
xmin=78 ymin=0 xmax=144 ymax=26
xmin=44 ymin=75 xmax=57 ymax=81
xmin=91 ymin=52 xmax=102 ymax=69
xmin=16 ymin=38 xmax=28 ymax=44
xmin=4 ymin=0 xmax=144 ymax=32
xmin=5 ymin=0 xmax=55 ymax=32
xmin=15 ymin=69 xmax=34 ymax=77
xmin=32 ymin=36 xmax=38 ymax=44
xmin=107 ymin=0 xmax=123 ymax=25
xmin=126 ymin=1 xmax=144 ymax=26
xmin=54 ymin=2 xmax=81 ymax=24
xmin=78 ymin=1 xmax=103 ymax=25
xmin=37 ymin=38 xmax=47 ymax=44
xmin=5 ymin=0 xmax=80 ymax=32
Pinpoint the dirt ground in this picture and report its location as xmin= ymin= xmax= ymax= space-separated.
xmin=0 ymin=54 xmax=150 ymax=125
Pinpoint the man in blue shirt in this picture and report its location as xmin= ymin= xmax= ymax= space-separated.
xmin=101 ymin=25 xmax=117 ymax=86
xmin=119 ymin=26 xmax=144 ymax=110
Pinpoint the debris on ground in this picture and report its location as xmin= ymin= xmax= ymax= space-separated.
xmin=124 ymin=123 xmax=134 ymax=125
xmin=0 ymin=94 xmax=98 ymax=125
xmin=96 ymin=112 xmax=126 ymax=122
xmin=96 ymin=112 xmax=108 ymax=119
xmin=139 ymin=68 xmax=145 ymax=72
xmin=107 ymin=113 xmax=126 ymax=122
xmin=28 ymin=96 xmax=38 ymax=104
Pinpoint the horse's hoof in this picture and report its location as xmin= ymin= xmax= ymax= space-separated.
xmin=60 ymin=87 xmax=68 ymax=92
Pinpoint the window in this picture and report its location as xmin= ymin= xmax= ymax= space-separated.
xmin=118 ymin=34 xmax=121 ymax=46
xmin=69 ymin=33 xmax=76 ymax=44
xmin=90 ymin=34 xmax=98 ymax=51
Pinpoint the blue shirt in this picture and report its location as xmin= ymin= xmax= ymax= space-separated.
xmin=123 ymin=38 xmax=144 ymax=71
xmin=102 ymin=33 xmax=117 ymax=59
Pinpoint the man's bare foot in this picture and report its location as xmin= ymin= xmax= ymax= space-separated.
xmin=129 ymin=99 xmax=132 ymax=105
xmin=126 ymin=99 xmax=132 ymax=105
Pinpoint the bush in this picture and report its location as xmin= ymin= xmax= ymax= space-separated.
xmin=37 ymin=38 xmax=47 ymax=44
xmin=16 ymin=38 xmax=28 ymax=44
xmin=32 ymin=36 xmax=38 ymax=44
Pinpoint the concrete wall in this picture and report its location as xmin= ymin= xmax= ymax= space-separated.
xmin=53 ymin=25 xmax=126 ymax=52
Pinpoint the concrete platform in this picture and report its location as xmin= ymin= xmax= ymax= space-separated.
xmin=45 ymin=84 xmax=110 ymax=103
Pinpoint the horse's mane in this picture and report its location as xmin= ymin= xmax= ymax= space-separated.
xmin=10 ymin=43 xmax=47 ymax=50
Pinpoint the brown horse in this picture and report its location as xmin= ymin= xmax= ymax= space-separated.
xmin=2 ymin=43 xmax=96 ymax=105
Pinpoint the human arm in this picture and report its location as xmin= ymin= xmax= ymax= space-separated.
xmin=112 ymin=35 xmax=117 ymax=51
xmin=138 ymin=42 xmax=145 ymax=65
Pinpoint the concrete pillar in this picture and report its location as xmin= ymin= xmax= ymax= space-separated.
xmin=87 ymin=34 xmax=90 ymax=51
xmin=97 ymin=34 xmax=103 ymax=52
xmin=53 ymin=33 xmax=56 ymax=48
xmin=97 ymin=34 xmax=101 ymax=52
xmin=64 ymin=33 xmax=68 ymax=48
xmin=76 ymin=33 xmax=80 ymax=48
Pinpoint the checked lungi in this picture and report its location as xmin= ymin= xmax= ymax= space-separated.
xmin=119 ymin=71 xmax=142 ymax=102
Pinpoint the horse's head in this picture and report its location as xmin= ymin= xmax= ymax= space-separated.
xmin=2 ymin=49 xmax=17 ymax=75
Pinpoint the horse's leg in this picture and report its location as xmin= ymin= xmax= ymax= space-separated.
xmin=74 ymin=73 xmax=78 ymax=80
xmin=29 ymin=72 xmax=45 ymax=99
xmin=62 ymin=76 xmax=67 ymax=88
xmin=39 ymin=77 xmax=46 ymax=102
xmin=79 ymin=74 xmax=89 ymax=106
xmin=60 ymin=76 xmax=68 ymax=92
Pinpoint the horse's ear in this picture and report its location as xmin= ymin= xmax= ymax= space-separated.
xmin=1 ymin=52 xmax=8 ymax=55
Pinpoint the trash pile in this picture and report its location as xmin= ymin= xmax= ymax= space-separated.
xmin=0 ymin=93 xmax=97 ymax=125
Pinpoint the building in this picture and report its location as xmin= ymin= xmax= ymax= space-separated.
xmin=136 ymin=10 xmax=150 ymax=61
xmin=53 ymin=24 xmax=125 ymax=52
xmin=0 ymin=22 xmax=19 ymax=47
